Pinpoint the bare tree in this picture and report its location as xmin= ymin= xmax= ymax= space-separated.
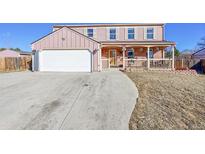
xmin=197 ymin=37 xmax=205 ymax=49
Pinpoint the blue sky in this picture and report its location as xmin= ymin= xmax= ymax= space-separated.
xmin=0 ymin=23 xmax=204 ymax=52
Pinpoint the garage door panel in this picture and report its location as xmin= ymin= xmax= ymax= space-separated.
xmin=39 ymin=50 xmax=91 ymax=72
xmin=40 ymin=66 xmax=90 ymax=72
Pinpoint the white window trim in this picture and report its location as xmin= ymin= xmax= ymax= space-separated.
xmin=127 ymin=27 xmax=135 ymax=40
xmin=127 ymin=48 xmax=135 ymax=58
xmin=93 ymin=27 xmax=97 ymax=39
xmin=149 ymin=48 xmax=154 ymax=58
xmin=86 ymin=28 xmax=94 ymax=38
xmin=144 ymin=27 xmax=147 ymax=40
xmin=145 ymin=27 xmax=155 ymax=40
xmin=107 ymin=27 xmax=118 ymax=40
xmin=154 ymin=27 xmax=156 ymax=39
xmin=125 ymin=27 xmax=138 ymax=40
xmin=135 ymin=27 xmax=138 ymax=40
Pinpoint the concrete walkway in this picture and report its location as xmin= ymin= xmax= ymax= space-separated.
xmin=0 ymin=71 xmax=138 ymax=130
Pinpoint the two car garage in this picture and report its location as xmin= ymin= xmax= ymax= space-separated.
xmin=31 ymin=27 xmax=100 ymax=72
xmin=33 ymin=49 xmax=92 ymax=72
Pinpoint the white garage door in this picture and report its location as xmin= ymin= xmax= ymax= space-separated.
xmin=38 ymin=50 xmax=92 ymax=72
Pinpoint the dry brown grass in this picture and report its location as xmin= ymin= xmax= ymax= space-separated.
xmin=126 ymin=71 xmax=205 ymax=130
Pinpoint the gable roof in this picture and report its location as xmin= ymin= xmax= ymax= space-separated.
xmin=192 ymin=48 xmax=205 ymax=55
xmin=0 ymin=49 xmax=19 ymax=52
xmin=53 ymin=23 xmax=165 ymax=29
xmin=0 ymin=49 xmax=20 ymax=57
xmin=31 ymin=26 xmax=100 ymax=45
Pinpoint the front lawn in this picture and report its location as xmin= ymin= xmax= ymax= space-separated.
xmin=126 ymin=71 xmax=205 ymax=129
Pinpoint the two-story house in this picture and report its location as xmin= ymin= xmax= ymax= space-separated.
xmin=31 ymin=23 xmax=175 ymax=72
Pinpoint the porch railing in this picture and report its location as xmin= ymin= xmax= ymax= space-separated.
xmin=125 ymin=58 xmax=147 ymax=68
xmin=101 ymin=58 xmax=173 ymax=70
xmin=125 ymin=58 xmax=172 ymax=70
xmin=150 ymin=58 xmax=172 ymax=69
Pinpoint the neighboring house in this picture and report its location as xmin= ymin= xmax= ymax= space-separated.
xmin=191 ymin=48 xmax=205 ymax=73
xmin=0 ymin=49 xmax=32 ymax=57
xmin=192 ymin=48 xmax=205 ymax=59
xmin=20 ymin=51 xmax=32 ymax=57
xmin=0 ymin=49 xmax=32 ymax=71
xmin=31 ymin=23 xmax=176 ymax=72
xmin=174 ymin=50 xmax=194 ymax=70
xmin=177 ymin=50 xmax=193 ymax=60
xmin=0 ymin=49 xmax=20 ymax=57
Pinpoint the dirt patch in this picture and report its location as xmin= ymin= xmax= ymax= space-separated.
xmin=126 ymin=71 xmax=205 ymax=130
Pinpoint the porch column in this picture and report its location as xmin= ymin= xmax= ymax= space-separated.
xmin=147 ymin=46 xmax=150 ymax=70
xmin=99 ymin=46 xmax=102 ymax=71
xmin=122 ymin=46 xmax=126 ymax=70
xmin=97 ymin=44 xmax=101 ymax=72
xmin=162 ymin=49 xmax=165 ymax=59
xmin=172 ymin=45 xmax=175 ymax=70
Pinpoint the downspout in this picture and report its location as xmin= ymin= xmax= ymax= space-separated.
xmin=97 ymin=43 xmax=102 ymax=72
xmin=37 ymin=50 xmax=41 ymax=71
xmin=163 ymin=24 xmax=165 ymax=41
xmin=172 ymin=45 xmax=175 ymax=70
xmin=91 ymin=49 xmax=94 ymax=72
xmin=99 ymin=43 xmax=102 ymax=71
xmin=31 ymin=45 xmax=34 ymax=72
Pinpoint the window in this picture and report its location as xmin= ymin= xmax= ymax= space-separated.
xmin=109 ymin=28 xmax=116 ymax=40
xmin=128 ymin=28 xmax=135 ymax=39
xmin=87 ymin=28 xmax=93 ymax=37
xmin=146 ymin=28 xmax=154 ymax=39
xmin=127 ymin=48 xmax=135 ymax=58
xmin=148 ymin=49 xmax=154 ymax=58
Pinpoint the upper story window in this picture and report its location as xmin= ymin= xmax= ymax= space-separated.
xmin=87 ymin=28 xmax=93 ymax=37
xmin=146 ymin=28 xmax=154 ymax=39
xmin=109 ymin=28 xmax=116 ymax=40
xmin=128 ymin=28 xmax=135 ymax=39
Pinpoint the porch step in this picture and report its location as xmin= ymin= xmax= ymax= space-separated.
xmin=102 ymin=68 xmax=120 ymax=72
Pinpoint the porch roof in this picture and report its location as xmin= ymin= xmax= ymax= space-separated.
xmin=101 ymin=40 xmax=175 ymax=47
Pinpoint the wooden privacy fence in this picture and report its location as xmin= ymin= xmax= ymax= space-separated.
xmin=175 ymin=58 xmax=205 ymax=73
xmin=0 ymin=57 xmax=32 ymax=72
xmin=175 ymin=58 xmax=199 ymax=70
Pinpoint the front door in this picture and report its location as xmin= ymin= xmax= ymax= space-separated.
xmin=109 ymin=50 xmax=117 ymax=66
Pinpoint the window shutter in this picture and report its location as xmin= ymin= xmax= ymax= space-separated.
xmin=84 ymin=28 xmax=87 ymax=36
xmin=154 ymin=27 xmax=156 ymax=40
xmin=107 ymin=27 xmax=110 ymax=40
xmin=93 ymin=28 xmax=97 ymax=39
xmin=125 ymin=27 xmax=128 ymax=40
xmin=116 ymin=27 xmax=119 ymax=40
xmin=144 ymin=27 xmax=147 ymax=40
xmin=135 ymin=27 xmax=138 ymax=40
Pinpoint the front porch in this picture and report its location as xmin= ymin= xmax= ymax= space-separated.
xmin=99 ymin=43 xmax=175 ymax=71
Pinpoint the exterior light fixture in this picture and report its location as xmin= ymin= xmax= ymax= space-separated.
xmin=139 ymin=48 xmax=143 ymax=52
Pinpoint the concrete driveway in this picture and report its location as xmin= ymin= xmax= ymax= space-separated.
xmin=0 ymin=71 xmax=138 ymax=130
